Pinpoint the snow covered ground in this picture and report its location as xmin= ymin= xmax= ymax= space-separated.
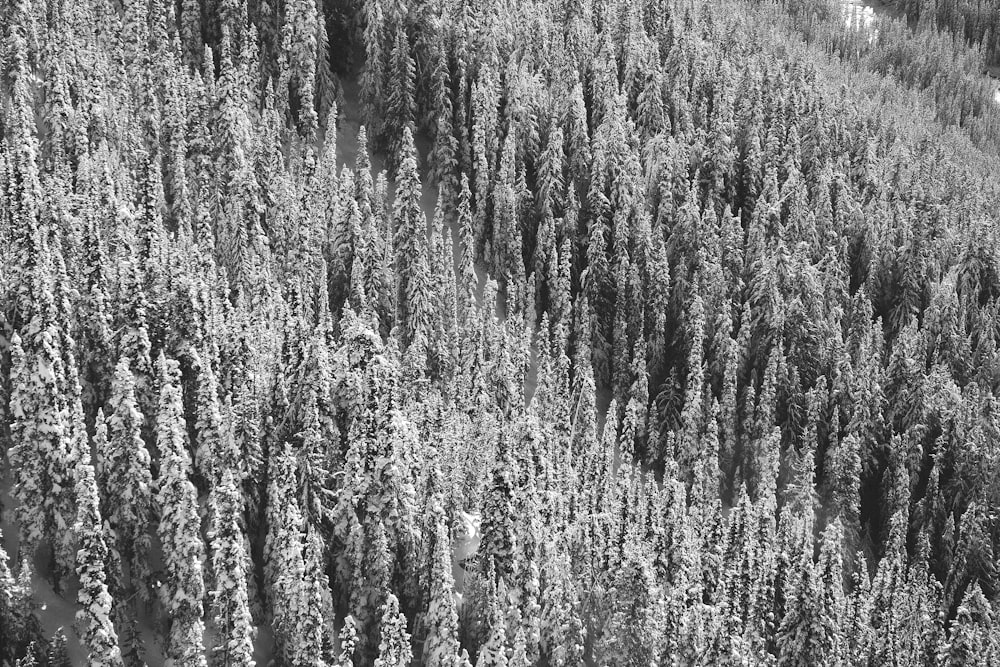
xmin=843 ymin=0 xmax=879 ymax=39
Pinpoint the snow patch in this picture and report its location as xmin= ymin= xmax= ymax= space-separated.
xmin=842 ymin=0 xmax=879 ymax=44
xmin=452 ymin=511 xmax=481 ymax=595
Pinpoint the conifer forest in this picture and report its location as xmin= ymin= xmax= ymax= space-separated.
xmin=6 ymin=0 xmax=1000 ymax=664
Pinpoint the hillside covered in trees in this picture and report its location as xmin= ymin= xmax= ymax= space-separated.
xmin=2 ymin=0 xmax=1000 ymax=664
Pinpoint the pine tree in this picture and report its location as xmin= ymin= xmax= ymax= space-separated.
xmin=283 ymin=0 xmax=320 ymax=135
xmin=6 ymin=0 xmax=44 ymax=325
xmin=423 ymin=512 xmax=461 ymax=667
xmin=360 ymin=0 xmax=386 ymax=141
xmin=0 ymin=529 xmax=35 ymax=666
xmin=374 ymin=594 xmax=412 ymax=667
xmin=155 ymin=355 xmax=208 ymax=667
xmin=385 ymin=22 xmax=417 ymax=165
xmin=207 ymin=465 xmax=256 ymax=666
xmin=456 ymin=174 xmax=478 ymax=322
xmin=7 ymin=332 xmax=48 ymax=561
xmin=596 ymin=538 xmax=665 ymax=667
xmin=331 ymin=615 xmax=359 ymax=667
xmin=393 ymin=126 xmax=431 ymax=346
xmin=314 ymin=8 xmax=338 ymax=124
xmin=264 ymin=440 xmax=307 ymax=663
xmin=776 ymin=535 xmax=832 ymax=667
xmin=480 ymin=435 xmax=517 ymax=580
xmin=538 ymin=551 xmax=585 ymax=667
xmin=941 ymin=582 xmax=998 ymax=666
xmin=428 ymin=49 xmax=458 ymax=193
xmin=101 ymin=357 xmax=154 ymax=601
xmin=115 ymin=256 xmax=157 ymax=437
xmin=473 ymin=571 xmax=508 ymax=667
xmin=9 ymin=284 xmax=80 ymax=584
xmin=78 ymin=216 xmax=116 ymax=425
xmin=192 ymin=347 xmax=227 ymax=484
xmin=74 ymin=460 xmax=124 ymax=667
xmin=46 ymin=630 xmax=72 ymax=667
xmin=292 ymin=529 xmax=332 ymax=667
xmin=181 ymin=0 xmax=203 ymax=68
xmin=537 ymin=119 xmax=566 ymax=219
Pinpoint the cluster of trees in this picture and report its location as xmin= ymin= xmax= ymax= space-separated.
xmin=775 ymin=0 xmax=1000 ymax=149
xmin=882 ymin=0 xmax=1000 ymax=66
xmin=1 ymin=0 xmax=1000 ymax=665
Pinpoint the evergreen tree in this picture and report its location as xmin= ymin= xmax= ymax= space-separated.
xmin=334 ymin=615 xmax=361 ymax=667
xmin=293 ymin=529 xmax=333 ymax=667
xmin=941 ymin=582 xmax=999 ymax=666
xmin=479 ymin=435 xmax=516 ymax=580
xmin=208 ymin=469 xmax=256 ymax=667
xmin=595 ymin=538 xmax=665 ymax=667
xmin=283 ymin=0 xmax=320 ymax=135
xmin=155 ymin=355 xmax=208 ymax=667
xmin=385 ymin=22 xmax=417 ymax=163
xmin=8 ymin=292 xmax=80 ymax=585
xmin=264 ymin=440 xmax=306 ymax=663
xmin=74 ymin=460 xmax=124 ymax=667
xmin=374 ymin=594 xmax=412 ymax=667
xmin=46 ymin=630 xmax=72 ymax=667
xmin=393 ymin=126 xmax=431 ymax=346
xmin=776 ymin=536 xmax=836 ymax=667
xmin=101 ymin=357 xmax=154 ymax=601
xmin=423 ymin=512 xmax=461 ymax=667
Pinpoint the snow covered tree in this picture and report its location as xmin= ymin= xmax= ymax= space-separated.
xmin=941 ymin=582 xmax=999 ymax=666
xmin=46 ymin=630 xmax=71 ymax=667
xmin=155 ymin=355 xmax=208 ymax=667
xmin=101 ymin=357 xmax=154 ymax=601
xmin=6 ymin=332 xmax=48 ymax=561
xmin=334 ymin=615 xmax=361 ymax=667
xmin=479 ymin=435 xmax=517 ymax=580
xmin=595 ymin=538 xmax=665 ymax=667
xmin=776 ymin=538 xmax=836 ymax=667
xmin=8 ymin=299 xmax=79 ymax=585
xmin=0 ymin=530 xmax=42 ymax=666
xmin=384 ymin=22 xmax=416 ymax=164
xmin=456 ymin=174 xmax=478 ymax=322
xmin=208 ymin=468 xmax=256 ymax=667
xmin=393 ymin=126 xmax=432 ymax=346
xmin=374 ymin=594 xmax=412 ymax=667
xmin=74 ymin=460 xmax=124 ymax=667
xmin=360 ymin=0 xmax=387 ymax=140
xmin=192 ymin=346 xmax=227 ymax=484
xmin=283 ymin=0 xmax=320 ymax=135
xmin=264 ymin=439 xmax=306 ymax=663
xmin=291 ymin=528 xmax=332 ymax=667
xmin=423 ymin=512 xmax=461 ymax=667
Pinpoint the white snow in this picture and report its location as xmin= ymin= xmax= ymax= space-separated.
xmin=843 ymin=0 xmax=877 ymax=41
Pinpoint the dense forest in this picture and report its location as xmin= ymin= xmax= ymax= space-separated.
xmin=880 ymin=0 xmax=1000 ymax=66
xmin=2 ymin=0 xmax=1000 ymax=664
